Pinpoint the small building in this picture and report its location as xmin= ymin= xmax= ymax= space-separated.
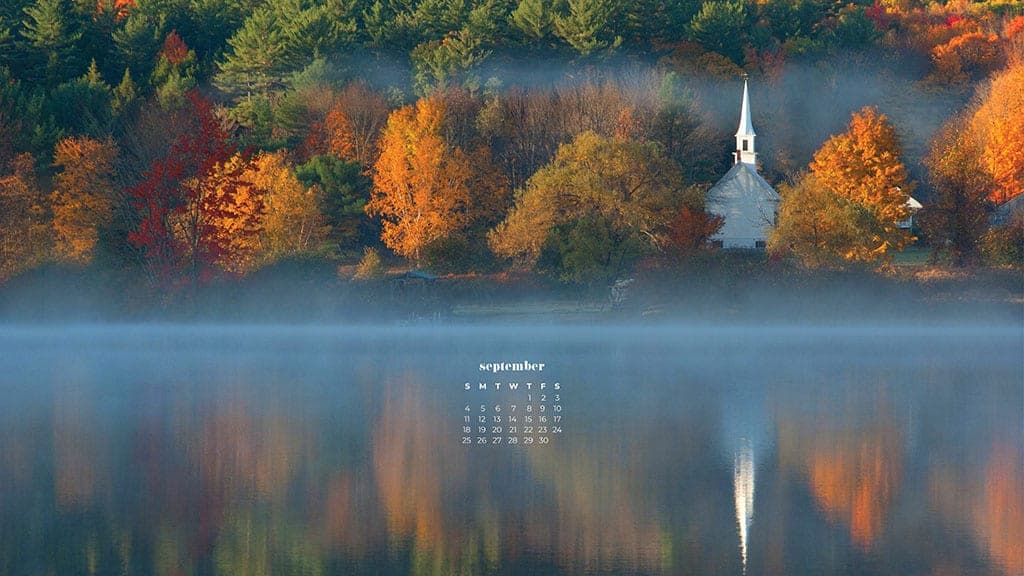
xmin=705 ymin=78 xmax=780 ymax=249
xmin=897 ymin=196 xmax=923 ymax=229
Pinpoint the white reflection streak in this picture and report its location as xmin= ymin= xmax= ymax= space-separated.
xmin=734 ymin=440 xmax=755 ymax=574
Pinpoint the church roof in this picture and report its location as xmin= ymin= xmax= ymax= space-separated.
xmin=707 ymin=162 xmax=779 ymax=204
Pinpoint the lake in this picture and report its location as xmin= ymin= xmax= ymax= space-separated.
xmin=0 ymin=323 xmax=1021 ymax=575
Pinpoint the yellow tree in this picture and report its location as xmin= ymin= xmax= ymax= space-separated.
xmin=809 ymin=106 xmax=913 ymax=258
xmin=769 ymin=173 xmax=891 ymax=269
xmin=0 ymin=154 xmax=51 ymax=282
xmin=192 ymin=154 xmax=266 ymax=276
xmin=248 ymin=151 xmax=329 ymax=262
xmin=970 ymin=62 xmax=1024 ymax=204
xmin=489 ymin=131 xmax=685 ymax=282
xmin=51 ymin=137 xmax=118 ymax=264
xmin=367 ymin=97 xmax=472 ymax=262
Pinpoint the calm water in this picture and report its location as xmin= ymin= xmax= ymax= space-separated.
xmin=0 ymin=324 xmax=1021 ymax=576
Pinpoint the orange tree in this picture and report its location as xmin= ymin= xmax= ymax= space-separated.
xmin=806 ymin=106 xmax=914 ymax=261
xmin=969 ymin=62 xmax=1024 ymax=205
xmin=50 ymin=136 xmax=118 ymax=264
xmin=366 ymin=96 xmax=473 ymax=263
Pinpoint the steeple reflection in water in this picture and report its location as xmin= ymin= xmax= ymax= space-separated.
xmin=734 ymin=439 xmax=755 ymax=573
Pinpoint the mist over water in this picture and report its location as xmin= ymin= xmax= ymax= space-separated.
xmin=0 ymin=321 xmax=1020 ymax=575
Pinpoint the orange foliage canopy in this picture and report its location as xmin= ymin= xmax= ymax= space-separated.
xmin=306 ymin=83 xmax=391 ymax=167
xmin=929 ymin=31 xmax=1004 ymax=85
xmin=970 ymin=63 xmax=1024 ymax=204
xmin=367 ymin=97 xmax=472 ymax=262
xmin=51 ymin=137 xmax=118 ymax=264
xmin=809 ymin=106 xmax=913 ymax=255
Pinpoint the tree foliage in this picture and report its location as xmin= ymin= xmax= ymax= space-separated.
xmin=367 ymin=97 xmax=473 ymax=262
xmin=50 ymin=136 xmax=118 ymax=264
xmin=553 ymin=0 xmax=622 ymax=57
xmin=489 ymin=131 xmax=684 ymax=272
xmin=296 ymin=154 xmax=375 ymax=252
xmin=808 ymin=106 xmax=913 ymax=258
xmin=969 ymin=62 xmax=1024 ymax=204
xmin=127 ymin=91 xmax=262 ymax=288
xmin=920 ymin=116 xmax=990 ymax=267
xmin=769 ymin=173 xmax=890 ymax=268
xmin=689 ymin=0 xmax=747 ymax=64
xmin=0 ymin=153 xmax=51 ymax=282
xmin=248 ymin=151 xmax=330 ymax=263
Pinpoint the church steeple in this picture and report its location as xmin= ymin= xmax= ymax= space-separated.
xmin=734 ymin=75 xmax=757 ymax=167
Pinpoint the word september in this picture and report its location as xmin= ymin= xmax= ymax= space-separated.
xmin=478 ymin=361 xmax=545 ymax=373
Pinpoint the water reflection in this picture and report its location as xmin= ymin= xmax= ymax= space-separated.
xmin=0 ymin=325 xmax=1019 ymax=575
xmin=734 ymin=440 xmax=754 ymax=573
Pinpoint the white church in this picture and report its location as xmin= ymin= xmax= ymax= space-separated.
xmin=705 ymin=78 xmax=780 ymax=250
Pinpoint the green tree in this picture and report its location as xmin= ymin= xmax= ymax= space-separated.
xmin=296 ymin=154 xmax=376 ymax=253
xmin=510 ymin=0 xmax=554 ymax=43
xmin=20 ymin=0 xmax=83 ymax=85
xmin=554 ymin=0 xmax=622 ymax=57
xmin=768 ymin=173 xmax=889 ymax=269
xmin=412 ymin=29 xmax=492 ymax=95
xmin=489 ymin=131 xmax=683 ymax=269
xmin=216 ymin=7 xmax=291 ymax=96
xmin=827 ymin=6 xmax=878 ymax=49
xmin=466 ymin=0 xmax=510 ymax=45
xmin=112 ymin=11 xmax=164 ymax=83
xmin=112 ymin=68 xmax=138 ymax=116
xmin=689 ymin=0 xmax=747 ymax=64
xmin=536 ymin=212 xmax=643 ymax=285
xmin=49 ymin=60 xmax=112 ymax=137
xmin=151 ymin=31 xmax=198 ymax=109
xmin=0 ymin=66 xmax=61 ymax=159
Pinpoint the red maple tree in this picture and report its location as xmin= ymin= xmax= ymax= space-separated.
xmin=128 ymin=91 xmax=261 ymax=289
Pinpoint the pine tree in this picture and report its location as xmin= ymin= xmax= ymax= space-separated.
xmin=689 ymin=0 xmax=747 ymax=64
xmin=112 ymin=12 xmax=164 ymax=83
xmin=20 ymin=0 xmax=83 ymax=85
xmin=554 ymin=0 xmax=622 ymax=57
xmin=510 ymin=0 xmax=553 ymax=43
xmin=216 ymin=7 xmax=293 ymax=96
xmin=112 ymin=68 xmax=138 ymax=115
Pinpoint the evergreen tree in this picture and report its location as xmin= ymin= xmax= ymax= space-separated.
xmin=20 ymin=0 xmax=83 ymax=85
xmin=466 ymin=0 xmax=511 ymax=45
xmin=296 ymin=154 xmax=375 ymax=251
xmin=49 ymin=59 xmax=113 ymax=137
xmin=0 ymin=66 xmax=61 ymax=158
xmin=554 ymin=0 xmax=621 ymax=57
xmin=152 ymin=31 xmax=198 ymax=108
xmin=412 ymin=29 xmax=491 ymax=95
xmin=216 ymin=7 xmax=291 ymax=96
xmin=112 ymin=68 xmax=139 ymax=115
xmin=113 ymin=11 xmax=164 ymax=84
xmin=510 ymin=0 xmax=554 ymax=43
xmin=689 ymin=0 xmax=747 ymax=64
xmin=0 ymin=17 xmax=15 ymax=71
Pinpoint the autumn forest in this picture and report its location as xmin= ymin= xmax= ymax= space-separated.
xmin=0 ymin=0 xmax=1022 ymax=315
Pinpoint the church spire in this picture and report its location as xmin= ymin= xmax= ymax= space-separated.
xmin=734 ymin=75 xmax=757 ymax=167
